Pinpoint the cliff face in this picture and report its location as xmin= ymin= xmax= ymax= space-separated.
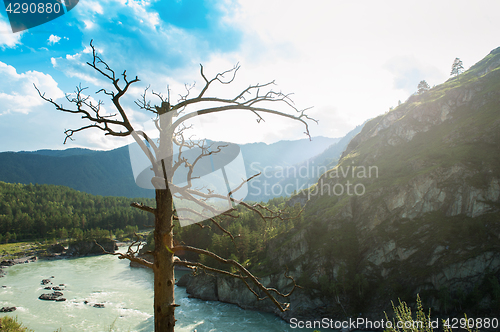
xmin=285 ymin=46 xmax=500 ymax=316
xmin=180 ymin=47 xmax=500 ymax=320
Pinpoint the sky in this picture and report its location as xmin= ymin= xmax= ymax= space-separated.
xmin=0 ymin=0 xmax=499 ymax=152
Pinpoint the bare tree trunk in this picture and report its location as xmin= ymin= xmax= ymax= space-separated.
xmin=154 ymin=106 xmax=176 ymax=331
xmin=154 ymin=188 xmax=176 ymax=332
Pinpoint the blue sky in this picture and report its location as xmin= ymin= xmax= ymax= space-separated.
xmin=1 ymin=0 xmax=500 ymax=152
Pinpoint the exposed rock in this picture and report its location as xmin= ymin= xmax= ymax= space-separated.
xmin=41 ymin=279 xmax=52 ymax=285
xmin=185 ymin=272 xmax=218 ymax=301
xmin=176 ymin=273 xmax=190 ymax=287
xmin=180 ymin=271 xmax=329 ymax=321
xmin=66 ymin=239 xmax=117 ymax=256
xmin=49 ymin=243 xmax=66 ymax=254
xmin=39 ymin=292 xmax=64 ymax=301
xmin=0 ymin=306 xmax=16 ymax=312
xmin=0 ymin=260 xmax=14 ymax=267
xmin=93 ymin=303 xmax=105 ymax=308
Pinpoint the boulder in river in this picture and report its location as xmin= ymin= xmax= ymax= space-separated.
xmin=39 ymin=292 xmax=64 ymax=301
xmin=41 ymin=279 xmax=52 ymax=285
xmin=93 ymin=303 xmax=105 ymax=308
xmin=0 ymin=306 xmax=16 ymax=312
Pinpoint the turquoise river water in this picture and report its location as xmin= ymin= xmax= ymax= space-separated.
xmin=0 ymin=252 xmax=340 ymax=332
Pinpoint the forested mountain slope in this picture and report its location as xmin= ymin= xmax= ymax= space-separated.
xmin=0 ymin=181 xmax=154 ymax=241
xmin=0 ymin=137 xmax=338 ymax=200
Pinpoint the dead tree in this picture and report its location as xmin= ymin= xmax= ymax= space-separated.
xmin=35 ymin=40 xmax=316 ymax=332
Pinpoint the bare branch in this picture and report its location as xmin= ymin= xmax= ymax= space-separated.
xmin=197 ymin=63 xmax=239 ymax=99
xmin=131 ymin=202 xmax=157 ymax=215
xmin=174 ymin=260 xmax=245 ymax=279
xmin=94 ymin=237 xmax=153 ymax=270
xmin=172 ymin=104 xmax=316 ymax=140
xmin=172 ymin=245 xmax=300 ymax=312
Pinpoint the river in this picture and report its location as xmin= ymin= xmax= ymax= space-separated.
xmin=0 ymin=253 xmax=336 ymax=332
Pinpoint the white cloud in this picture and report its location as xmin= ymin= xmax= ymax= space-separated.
xmin=48 ymin=35 xmax=61 ymax=45
xmin=0 ymin=62 xmax=64 ymax=115
xmin=384 ymin=56 xmax=445 ymax=95
xmin=126 ymin=0 xmax=160 ymax=29
xmin=50 ymin=51 xmax=105 ymax=86
xmin=83 ymin=20 xmax=95 ymax=30
xmin=210 ymin=0 xmax=500 ymax=142
xmin=77 ymin=0 xmax=104 ymax=14
xmin=0 ymin=19 xmax=24 ymax=49
xmin=10 ymin=0 xmax=500 ymax=151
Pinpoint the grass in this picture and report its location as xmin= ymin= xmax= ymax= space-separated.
xmin=0 ymin=242 xmax=43 ymax=261
xmin=0 ymin=315 xmax=125 ymax=332
xmin=0 ymin=316 xmax=34 ymax=332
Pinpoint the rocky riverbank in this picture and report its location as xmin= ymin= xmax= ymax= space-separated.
xmin=0 ymin=239 xmax=118 ymax=277
xmin=0 ymin=256 xmax=38 ymax=278
xmin=175 ymin=270 xmax=343 ymax=323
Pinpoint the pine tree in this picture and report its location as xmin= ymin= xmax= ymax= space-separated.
xmin=451 ymin=57 xmax=464 ymax=77
xmin=417 ymin=80 xmax=430 ymax=94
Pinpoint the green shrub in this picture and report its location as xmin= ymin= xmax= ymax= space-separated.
xmin=384 ymin=294 xmax=479 ymax=332
xmin=0 ymin=316 xmax=34 ymax=332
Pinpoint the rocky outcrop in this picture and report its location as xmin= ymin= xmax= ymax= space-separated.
xmin=0 ymin=260 xmax=15 ymax=267
xmin=184 ymin=272 xmax=218 ymax=301
xmin=66 ymin=239 xmax=117 ymax=256
xmin=177 ymin=271 xmax=332 ymax=321
xmin=49 ymin=243 xmax=66 ymax=254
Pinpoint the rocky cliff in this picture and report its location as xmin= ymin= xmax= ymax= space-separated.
xmin=179 ymin=47 xmax=500 ymax=321
xmin=66 ymin=239 xmax=117 ymax=256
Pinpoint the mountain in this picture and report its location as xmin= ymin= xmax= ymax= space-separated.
xmin=245 ymin=125 xmax=363 ymax=201
xmin=182 ymin=47 xmax=500 ymax=320
xmin=0 ymin=136 xmax=339 ymax=200
xmin=240 ymin=136 xmax=340 ymax=171
xmin=0 ymin=146 xmax=154 ymax=198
